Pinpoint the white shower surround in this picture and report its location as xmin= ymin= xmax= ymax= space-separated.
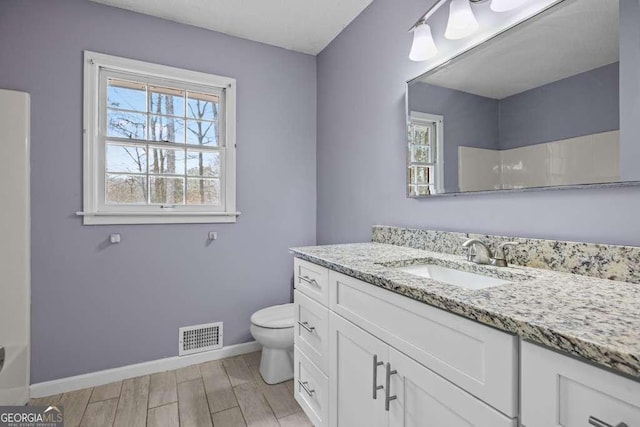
xmin=0 ymin=89 xmax=30 ymax=405
xmin=458 ymin=130 xmax=620 ymax=191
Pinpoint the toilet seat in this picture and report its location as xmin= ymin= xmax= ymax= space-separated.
xmin=250 ymin=303 xmax=294 ymax=329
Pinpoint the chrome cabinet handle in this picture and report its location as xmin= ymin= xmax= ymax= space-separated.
xmin=372 ymin=354 xmax=384 ymax=399
xmin=298 ymin=380 xmax=315 ymax=397
xmin=384 ymin=362 xmax=398 ymax=411
xmin=298 ymin=275 xmax=319 ymax=287
xmin=297 ymin=321 xmax=315 ymax=333
xmin=588 ymin=416 xmax=628 ymax=427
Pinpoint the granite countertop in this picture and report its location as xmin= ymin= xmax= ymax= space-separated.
xmin=290 ymin=242 xmax=640 ymax=379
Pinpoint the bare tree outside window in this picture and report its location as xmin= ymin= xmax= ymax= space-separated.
xmin=105 ymin=79 xmax=221 ymax=206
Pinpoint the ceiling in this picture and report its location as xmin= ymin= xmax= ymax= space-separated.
xmin=419 ymin=0 xmax=619 ymax=99
xmin=89 ymin=0 xmax=373 ymax=55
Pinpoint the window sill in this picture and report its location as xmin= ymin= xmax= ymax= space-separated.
xmin=76 ymin=211 xmax=240 ymax=225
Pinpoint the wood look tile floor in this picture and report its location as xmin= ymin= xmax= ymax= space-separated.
xmin=28 ymin=352 xmax=313 ymax=427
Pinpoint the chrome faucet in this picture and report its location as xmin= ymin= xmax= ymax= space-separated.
xmin=462 ymin=239 xmax=492 ymax=264
xmin=462 ymin=239 xmax=519 ymax=267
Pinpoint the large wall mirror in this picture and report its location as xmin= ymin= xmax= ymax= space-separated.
xmin=406 ymin=0 xmax=638 ymax=197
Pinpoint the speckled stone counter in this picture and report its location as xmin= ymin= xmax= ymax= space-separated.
xmin=373 ymin=225 xmax=640 ymax=284
xmin=290 ymin=242 xmax=640 ymax=379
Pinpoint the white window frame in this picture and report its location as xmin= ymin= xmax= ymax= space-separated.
xmin=81 ymin=51 xmax=238 ymax=225
xmin=408 ymin=111 xmax=445 ymax=196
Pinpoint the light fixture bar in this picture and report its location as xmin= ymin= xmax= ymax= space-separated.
xmin=409 ymin=0 xmax=449 ymax=31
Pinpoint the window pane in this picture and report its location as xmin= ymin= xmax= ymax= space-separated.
xmin=148 ymin=147 xmax=185 ymax=175
xmin=107 ymin=109 xmax=147 ymax=140
xmin=409 ymin=165 xmax=431 ymax=185
xmin=149 ymin=115 xmax=185 ymax=143
xmin=150 ymin=177 xmax=184 ymax=204
xmin=186 ymin=150 xmax=220 ymax=177
xmin=106 ymin=174 xmax=147 ymax=204
xmin=150 ymin=86 xmax=185 ymax=116
xmin=413 ymin=127 xmax=431 ymax=145
xmin=186 ymin=120 xmax=218 ymax=146
xmin=411 ymin=145 xmax=431 ymax=163
xmin=107 ymin=79 xmax=146 ymax=112
xmin=106 ymin=144 xmax=147 ymax=173
xmin=187 ymin=178 xmax=220 ymax=205
xmin=187 ymin=92 xmax=219 ymax=121
xmin=410 ymin=184 xmax=431 ymax=197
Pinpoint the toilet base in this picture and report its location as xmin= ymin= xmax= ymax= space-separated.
xmin=259 ymin=347 xmax=294 ymax=384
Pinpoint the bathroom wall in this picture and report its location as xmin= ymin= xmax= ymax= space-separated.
xmin=499 ymin=62 xmax=619 ymax=150
xmin=409 ymin=82 xmax=499 ymax=192
xmin=316 ymin=0 xmax=640 ymax=246
xmin=0 ymin=0 xmax=316 ymax=383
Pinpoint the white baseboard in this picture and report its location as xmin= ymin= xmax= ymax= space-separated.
xmin=30 ymin=341 xmax=261 ymax=398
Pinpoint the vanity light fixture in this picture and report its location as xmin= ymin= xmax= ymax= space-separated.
xmin=490 ymin=0 xmax=529 ymax=12
xmin=409 ymin=0 xmax=531 ymax=61
xmin=408 ymin=0 xmax=448 ymax=61
xmin=444 ymin=0 xmax=480 ymax=40
xmin=409 ymin=21 xmax=438 ymax=61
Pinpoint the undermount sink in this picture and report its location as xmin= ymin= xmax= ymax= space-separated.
xmin=394 ymin=264 xmax=513 ymax=290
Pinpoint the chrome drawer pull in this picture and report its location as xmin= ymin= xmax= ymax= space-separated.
xmin=298 ymin=275 xmax=319 ymax=287
xmin=384 ymin=362 xmax=398 ymax=411
xmin=588 ymin=416 xmax=628 ymax=427
xmin=298 ymin=321 xmax=316 ymax=333
xmin=372 ymin=354 xmax=384 ymax=399
xmin=298 ymin=380 xmax=315 ymax=397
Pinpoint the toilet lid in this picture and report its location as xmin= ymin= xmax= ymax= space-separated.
xmin=251 ymin=303 xmax=294 ymax=329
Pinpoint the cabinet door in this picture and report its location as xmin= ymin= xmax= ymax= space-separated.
xmin=387 ymin=348 xmax=516 ymax=427
xmin=329 ymin=312 xmax=388 ymax=427
xmin=522 ymin=342 xmax=640 ymax=427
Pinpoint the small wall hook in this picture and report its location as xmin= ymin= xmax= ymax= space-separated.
xmin=110 ymin=234 xmax=121 ymax=244
xmin=208 ymin=231 xmax=218 ymax=241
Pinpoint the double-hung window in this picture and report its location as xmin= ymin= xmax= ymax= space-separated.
xmin=82 ymin=51 xmax=237 ymax=224
xmin=407 ymin=111 xmax=444 ymax=196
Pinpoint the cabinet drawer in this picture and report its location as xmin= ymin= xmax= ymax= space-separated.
xmin=521 ymin=341 xmax=640 ymax=427
xmin=329 ymin=270 xmax=518 ymax=417
xmin=294 ymin=290 xmax=329 ymax=374
xmin=294 ymin=346 xmax=329 ymax=427
xmin=294 ymin=258 xmax=329 ymax=306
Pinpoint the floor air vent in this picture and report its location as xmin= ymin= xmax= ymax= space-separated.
xmin=179 ymin=322 xmax=223 ymax=356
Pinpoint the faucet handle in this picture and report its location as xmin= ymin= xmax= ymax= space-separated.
xmin=462 ymin=239 xmax=492 ymax=264
xmin=464 ymin=242 xmax=477 ymax=262
xmin=493 ymin=242 xmax=519 ymax=266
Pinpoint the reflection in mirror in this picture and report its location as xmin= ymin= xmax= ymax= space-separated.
xmin=406 ymin=0 xmax=634 ymax=196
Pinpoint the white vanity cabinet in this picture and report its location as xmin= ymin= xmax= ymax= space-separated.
xmin=293 ymin=258 xmax=518 ymax=427
xmin=521 ymin=341 xmax=640 ymax=427
xmin=294 ymin=257 xmax=640 ymax=427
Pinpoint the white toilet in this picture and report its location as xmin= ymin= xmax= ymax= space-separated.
xmin=250 ymin=303 xmax=295 ymax=384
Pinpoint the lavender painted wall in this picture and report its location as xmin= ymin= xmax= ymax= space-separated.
xmin=0 ymin=0 xmax=316 ymax=383
xmin=408 ymin=82 xmax=499 ymax=192
xmin=316 ymin=0 xmax=640 ymax=247
xmin=499 ymin=62 xmax=619 ymax=149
